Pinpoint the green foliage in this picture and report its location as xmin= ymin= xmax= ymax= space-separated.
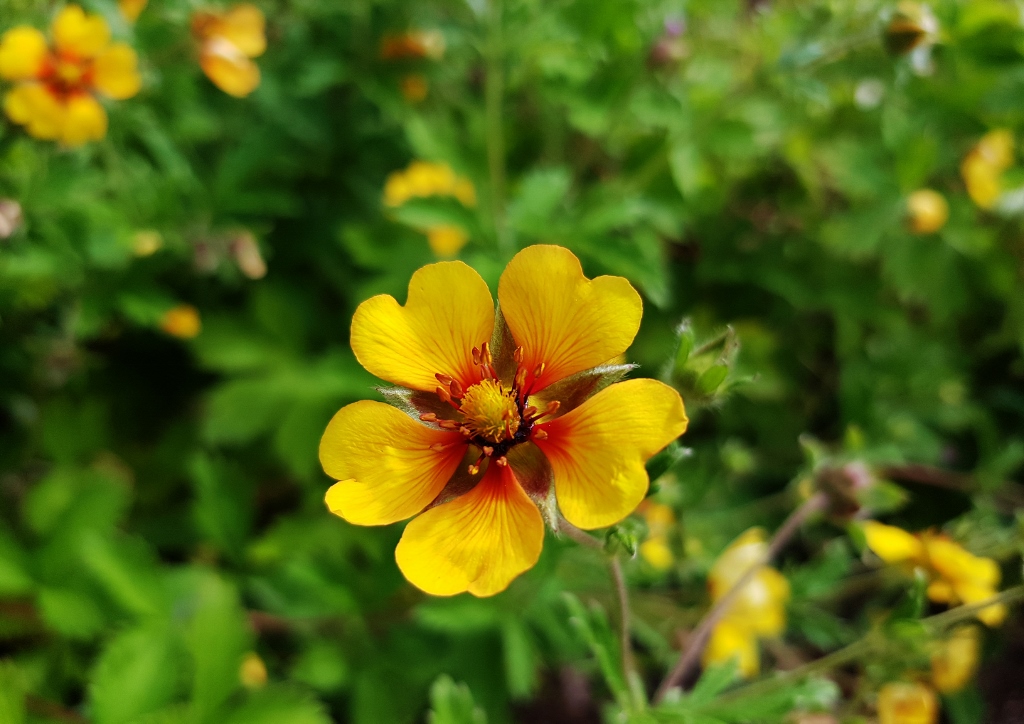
xmin=0 ymin=0 xmax=1023 ymax=721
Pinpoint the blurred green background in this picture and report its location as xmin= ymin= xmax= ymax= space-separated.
xmin=1 ymin=0 xmax=1023 ymax=721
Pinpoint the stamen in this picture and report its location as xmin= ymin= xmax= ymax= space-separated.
xmin=438 ymin=419 xmax=460 ymax=430
xmin=448 ymin=378 xmax=464 ymax=398
xmin=435 ymin=373 xmax=453 ymax=385
xmin=481 ymin=342 xmax=492 ymax=366
xmin=513 ymin=346 xmax=524 ymax=364
xmin=533 ymin=362 xmax=546 ymax=378
xmin=430 ymin=442 xmax=452 ymax=451
xmin=523 ymin=405 xmax=537 ymax=419
xmin=495 ymin=456 xmax=508 ymax=467
xmin=482 ymin=446 xmax=494 ymax=457
xmin=435 ymin=385 xmax=455 ymax=408
xmin=419 ymin=412 xmax=438 ymax=422
xmin=467 ymin=463 xmax=480 ymax=475
xmin=533 ymin=428 xmax=548 ymax=440
xmin=472 ymin=347 xmax=481 ymax=365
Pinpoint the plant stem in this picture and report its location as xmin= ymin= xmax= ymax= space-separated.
xmin=484 ymin=0 xmax=509 ymax=252
xmin=653 ymin=492 xmax=828 ymax=704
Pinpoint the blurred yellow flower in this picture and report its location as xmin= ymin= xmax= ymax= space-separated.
xmin=638 ymin=500 xmax=675 ymax=571
xmin=930 ymin=624 xmax=979 ymax=693
xmin=380 ymin=30 xmax=445 ymax=61
xmin=0 ymin=6 xmax=141 ymax=147
xmin=426 ymin=224 xmax=468 ymax=258
xmin=401 ymin=73 xmax=429 ymax=103
xmin=239 ymin=651 xmax=268 ymax=689
xmin=961 ymin=129 xmax=1014 ymax=210
xmin=877 ymin=681 xmax=938 ymax=724
xmin=132 ymin=230 xmax=163 ymax=256
xmin=191 ymin=4 xmax=266 ymax=98
xmin=160 ymin=304 xmax=202 ymax=339
xmin=862 ymin=521 xmax=1006 ymax=626
xmin=703 ymin=528 xmax=790 ymax=677
xmin=383 ymin=161 xmax=476 ymax=208
xmin=906 ymin=189 xmax=948 ymax=234
xmin=119 ymin=0 xmax=147 ymax=23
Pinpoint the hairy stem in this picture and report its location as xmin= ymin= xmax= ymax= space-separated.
xmin=653 ymin=492 xmax=828 ymax=703
xmin=484 ymin=0 xmax=508 ymax=251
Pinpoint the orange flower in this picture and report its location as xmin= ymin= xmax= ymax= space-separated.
xmin=191 ymin=4 xmax=266 ymax=97
xmin=160 ymin=304 xmax=202 ymax=339
xmin=321 ymin=245 xmax=688 ymax=596
xmin=862 ymin=521 xmax=1006 ymax=626
xmin=0 ymin=6 xmax=141 ymax=147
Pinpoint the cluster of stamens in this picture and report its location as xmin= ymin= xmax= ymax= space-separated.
xmin=419 ymin=341 xmax=560 ymax=475
xmin=40 ymin=53 xmax=94 ymax=99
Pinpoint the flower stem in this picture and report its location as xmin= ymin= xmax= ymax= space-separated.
xmin=653 ymin=492 xmax=828 ymax=704
xmin=484 ymin=0 xmax=509 ymax=252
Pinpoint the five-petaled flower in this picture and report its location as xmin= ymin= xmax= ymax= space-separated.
xmin=320 ymin=245 xmax=688 ymax=596
xmin=862 ymin=521 xmax=1006 ymax=626
xmin=191 ymin=4 xmax=266 ymax=98
xmin=0 ymin=5 xmax=141 ymax=147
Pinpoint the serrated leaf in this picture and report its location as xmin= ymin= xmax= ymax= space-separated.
xmin=427 ymin=675 xmax=487 ymax=724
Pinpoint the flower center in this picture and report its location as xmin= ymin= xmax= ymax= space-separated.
xmin=459 ymin=379 xmax=520 ymax=443
xmin=55 ymin=59 xmax=85 ymax=85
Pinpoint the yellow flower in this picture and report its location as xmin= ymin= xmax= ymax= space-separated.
xmin=380 ymin=30 xmax=445 ymax=61
xmin=191 ymin=4 xmax=265 ymax=98
xmin=383 ymin=161 xmax=476 ymax=208
xmin=702 ymin=528 xmax=790 ymax=677
xmin=638 ymin=500 xmax=675 ymax=570
xmin=877 ymin=681 xmax=938 ymax=724
xmin=239 ymin=652 xmax=268 ymax=689
xmin=320 ymin=245 xmax=688 ymax=597
xmin=862 ymin=521 xmax=1005 ymax=626
xmin=426 ymin=224 xmax=468 ymax=258
xmin=961 ymin=129 xmax=1014 ymax=210
xmin=119 ymin=0 xmax=147 ymax=22
xmin=160 ymin=304 xmax=202 ymax=339
xmin=930 ymin=625 xmax=979 ymax=693
xmin=906 ymin=189 xmax=948 ymax=234
xmin=132 ymin=230 xmax=162 ymax=256
xmin=0 ymin=6 xmax=141 ymax=147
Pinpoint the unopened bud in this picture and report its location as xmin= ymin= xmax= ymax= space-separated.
xmin=230 ymin=231 xmax=267 ymax=279
xmin=0 ymin=199 xmax=23 ymax=240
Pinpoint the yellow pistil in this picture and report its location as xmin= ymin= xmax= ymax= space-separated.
xmin=459 ymin=379 xmax=520 ymax=443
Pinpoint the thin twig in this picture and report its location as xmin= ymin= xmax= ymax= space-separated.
xmin=558 ymin=516 xmax=604 ymax=549
xmin=653 ymin=492 xmax=829 ymax=704
xmin=609 ymin=556 xmax=646 ymax=711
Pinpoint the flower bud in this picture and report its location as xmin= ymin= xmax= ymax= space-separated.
xmin=0 ymin=199 xmax=23 ymax=239
xmin=230 ymin=231 xmax=267 ymax=279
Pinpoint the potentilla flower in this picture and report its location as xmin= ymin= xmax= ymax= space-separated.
xmin=930 ymin=624 xmax=979 ymax=694
xmin=862 ymin=521 xmax=1006 ymax=626
xmin=702 ymin=528 xmax=790 ymax=677
xmin=877 ymin=681 xmax=938 ymax=724
xmin=961 ymin=129 xmax=1014 ymax=210
xmin=0 ymin=6 xmax=141 ymax=147
xmin=906 ymin=189 xmax=948 ymax=235
xmin=383 ymin=161 xmax=476 ymax=208
xmin=191 ymin=4 xmax=266 ymax=98
xmin=320 ymin=245 xmax=688 ymax=596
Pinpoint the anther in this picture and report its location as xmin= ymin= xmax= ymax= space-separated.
xmin=448 ymin=379 xmax=464 ymax=398
xmin=515 ymin=367 xmax=528 ymax=390
xmin=460 ymin=426 xmax=473 ymax=437
xmin=513 ymin=346 xmax=524 ymax=364
xmin=430 ymin=442 xmax=449 ymax=451
xmin=533 ymin=428 xmax=548 ymax=440
xmin=482 ymin=446 xmax=494 ymax=457
xmin=468 ymin=464 xmax=480 ymax=476
xmin=481 ymin=342 xmax=493 ymax=366
xmin=419 ymin=412 xmax=438 ymax=422
xmin=523 ymin=405 xmax=537 ymax=419
xmin=544 ymin=401 xmax=560 ymax=416
xmin=436 ymin=385 xmax=452 ymax=405
xmin=533 ymin=362 xmax=546 ymax=378
xmin=438 ymin=419 xmax=460 ymax=430
xmin=495 ymin=456 xmax=508 ymax=467
xmin=472 ymin=347 xmax=481 ymax=365
xmin=435 ymin=373 xmax=453 ymax=385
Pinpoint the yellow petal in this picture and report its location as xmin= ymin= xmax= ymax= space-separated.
xmin=534 ymin=378 xmax=687 ymax=530
xmin=426 ymin=224 xmax=468 ymax=258
xmin=924 ymin=536 xmax=1000 ymax=588
xmin=498 ymin=245 xmax=643 ymax=392
xmin=351 ymin=261 xmax=495 ymax=393
xmin=218 ymin=4 xmax=266 ymax=57
xmin=709 ymin=528 xmax=767 ymax=596
xmin=5 ymin=84 xmax=56 ymax=138
xmin=703 ymin=621 xmax=759 ymax=678
xmin=320 ymin=401 xmax=466 ymax=526
xmin=200 ymin=40 xmax=261 ymax=97
xmin=395 ymin=463 xmax=544 ymax=597
xmin=93 ymin=43 xmax=141 ymax=100
xmin=862 ymin=521 xmax=924 ymax=564
xmin=0 ymin=27 xmax=48 ymax=80
xmin=877 ymin=682 xmax=938 ymax=724
xmin=951 ymin=582 xmax=1007 ymax=627
xmin=639 ymin=537 xmax=673 ymax=570
xmin=60 ymin=93 xmax=107 ymax=147
xmin=52 ymin=5 xmax=111 ymax=59
xmin=119 ymin=0 xmax=148 ymax=22
xmin=931 ymin=625 xmax=979 ymax=694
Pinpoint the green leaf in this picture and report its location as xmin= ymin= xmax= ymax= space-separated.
xmin=89 ymin=625 xmax=180 ymax=724
xmin=696 ymin=365 xmax=729 ymax=395
xmin=426 ymin=675 xmax=487 ymax=724
xmin=37 ymin=587 xmax=105 ymax=640
xmin=501 ymin=618 xmax=537 ymax=700
xmin=223 ymin=687 xmax=332 ymax=724
xmin=0 ymin=662 xmax=25 ymax=724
